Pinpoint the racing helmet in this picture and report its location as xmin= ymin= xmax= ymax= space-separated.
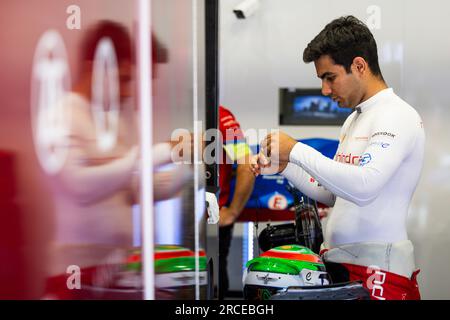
xmin=123 ymin=245 xmax=209 ymax=299
xmin=243 ymin=245 xmax=330 ymax=300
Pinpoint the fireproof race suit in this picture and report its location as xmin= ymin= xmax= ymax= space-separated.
xmin=280 ymin=88 xmax=425 ymax=299
xmin=281 ymin=88 xmax=425 ymax=247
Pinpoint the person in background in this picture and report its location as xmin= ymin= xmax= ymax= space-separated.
xmin=218 ymin=106 xmax=255 ymax=299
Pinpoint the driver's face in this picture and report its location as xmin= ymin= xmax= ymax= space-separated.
xmin=314 ymin=55 xmax=363 ymax=109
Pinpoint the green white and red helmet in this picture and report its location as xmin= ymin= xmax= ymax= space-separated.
xmin=243 ymin=245 xmax=330 ymax=300
xmin=125 ymin=245 xmax=208 ymax=288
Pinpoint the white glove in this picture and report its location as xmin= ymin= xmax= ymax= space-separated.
xmin=205 ymin=192 xmax=220 ymax=224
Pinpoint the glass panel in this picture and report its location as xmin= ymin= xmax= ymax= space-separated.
xmin=0 ymin=0 xmax=209 ymax=300
xmin=0 ymin=0 xmax=142 ymax=299
xmin=151 ymin=0 xmax=208 ymax=300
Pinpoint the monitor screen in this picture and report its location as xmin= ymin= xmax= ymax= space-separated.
xmin=279 ymin=88 xmax=353 ymax=126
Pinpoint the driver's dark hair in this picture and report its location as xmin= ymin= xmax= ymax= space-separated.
xmin=303 ymin=15 xmax=383 ymax=79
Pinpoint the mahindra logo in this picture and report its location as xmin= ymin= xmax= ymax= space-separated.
xmin=256 ymin=273 xmax=278 ymax=285
xmin=334 ymin=152 xmax=361 ymax=165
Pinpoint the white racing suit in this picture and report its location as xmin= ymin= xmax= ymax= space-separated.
xmin=281 ymin=88 xmax=425 ymax=300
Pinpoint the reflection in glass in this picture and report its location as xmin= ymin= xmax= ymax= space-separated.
xmin=0 ymin=0 xmax=208 ymax=300
xmin=43 ymin=21 xmax=141 ymax=299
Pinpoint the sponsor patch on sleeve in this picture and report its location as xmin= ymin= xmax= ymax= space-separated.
xmin=369 ymin=141 xmax=391 ymax=149
xmin=359 ymin=153 xmax=372 ymax=166
xmin=371 ymin=131 xmax=396 ymax=139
